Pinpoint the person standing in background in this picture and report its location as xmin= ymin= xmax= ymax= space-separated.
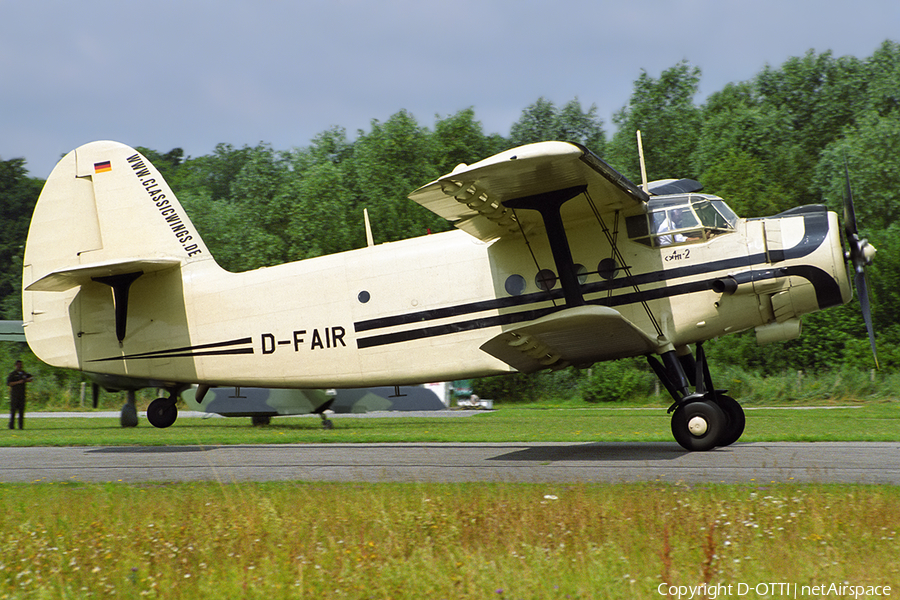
xmin=7 ymin=360 xmax=33 ymax=430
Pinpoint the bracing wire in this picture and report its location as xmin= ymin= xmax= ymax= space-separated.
xmin=584 ymin=191 xmax=663 ymax=337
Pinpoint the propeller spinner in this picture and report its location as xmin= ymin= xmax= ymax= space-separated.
xmin=843 ymin=162 xmax=879 ymax=368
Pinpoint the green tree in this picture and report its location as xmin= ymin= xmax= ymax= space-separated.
xmin=813 ymin=111 xmax=900 ymax=365
xmin=753 ymin=50 xmax=868 ymax=207
xmin=135 ymin=146 xmax=185 ymax=190
xmin=509 ymin=97 xmax=556 ymax=146
xmin=346 ymin=110 xmax=447 ymax=243
xmin=864 ymin=40 xmax=900 ymax=118
xmin=814 ymin=111 xmax=900 ymax=231
xmin=431 ymin=108 xmax=503 ymax=175
xmin=299 ymin=126 xmax=354 ymax=168
xmin=227 ymin=144 xmax=303 ymax=268
xmin=608 ymin=61 xmax=702 ymax=180
xmin=179 ymin=143 xmax=257 ymax=203
xmin=698 ymin=148 xmax=784 ymax=218
xmin=554 ymin=98 xmax=606 ymax=154
xmin=286 ymin=127 xmax=359 ymax=252
xmin=509 ymin=97 xmax=606 ymax=153
xmin=693 ymin=82 xmax=796 ymax=215
xmin=285 ymin=161 xmax=352 ymax=258
xmin=865 ymin=224 xmax=900 ymax=367
xmin=178 ymin=144 xmax=295 ymax=271
xmin=0 ymin=157 xmax=42 ymax=319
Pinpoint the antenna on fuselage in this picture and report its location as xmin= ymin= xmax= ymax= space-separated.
xmin=363 ymin=208 xmax=374 ymax=247
xmin=636 ymin=130 xmax=649 ymax=193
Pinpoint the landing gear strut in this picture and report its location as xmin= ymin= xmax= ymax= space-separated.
xmin=648 ymin=342 xmax=745 ymax=451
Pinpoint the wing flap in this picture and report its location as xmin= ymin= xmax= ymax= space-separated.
xmin=410 ymin=141 xmax=648 ymax=242
xmin=480 ymin=306 xmax=659 ymax=373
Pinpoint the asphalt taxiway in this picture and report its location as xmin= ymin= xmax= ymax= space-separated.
xmin=1 ymin=442 xmax=898 ymax=485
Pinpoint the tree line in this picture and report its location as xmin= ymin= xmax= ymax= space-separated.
xmin=1 ymin=40 xmax=897 ymax=403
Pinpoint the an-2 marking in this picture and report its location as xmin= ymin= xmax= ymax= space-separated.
xmin=665 ymin=248 xmax=691 ymax=262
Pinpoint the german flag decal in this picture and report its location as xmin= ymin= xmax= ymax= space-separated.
xmin=93 ymin=160 xmax=112 ymax=174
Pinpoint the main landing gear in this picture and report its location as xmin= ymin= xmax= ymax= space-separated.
xmin=147 ymin=393 xmax=179 ymax=428
xmin=647 ymin=342 xmax=745 ymax=451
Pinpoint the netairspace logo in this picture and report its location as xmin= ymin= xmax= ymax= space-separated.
xmin=657 ymin=582 xmax=893 ymax=599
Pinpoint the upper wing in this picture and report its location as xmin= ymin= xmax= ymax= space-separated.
xmin=409 ymin=141 xmax=648 ymax=242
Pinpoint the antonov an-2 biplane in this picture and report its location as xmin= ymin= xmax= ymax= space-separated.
xmin=21 ymin=139 xmax=876 ymax=450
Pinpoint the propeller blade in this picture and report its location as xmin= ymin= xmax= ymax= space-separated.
xmin=843 ymin=160 xmax=859 ymax=240
xmin=855 ymin=271 xmax=879 ymax=370
xmin=843 ymin=160 xmax=879 ymax=369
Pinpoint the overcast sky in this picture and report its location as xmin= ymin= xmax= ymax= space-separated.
xmin=2 ymin=0 xmax=897 ymax=178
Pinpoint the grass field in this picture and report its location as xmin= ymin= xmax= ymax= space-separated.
xmin=0 ymin=481 xmax=898 ymax=599
xmin=2 ymin=401 xmax=900 ymax=447
xmin=1 ymin=402 xmax=898 ymax=598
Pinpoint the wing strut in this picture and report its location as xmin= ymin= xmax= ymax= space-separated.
xmin=504 ymin=185 xmax=587 ymax=308
xmin=584 ymin=191 xmax=663 ymax=338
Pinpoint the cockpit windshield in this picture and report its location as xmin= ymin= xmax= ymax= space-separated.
xmin=626 ymin=194 xmax=739 ymax=248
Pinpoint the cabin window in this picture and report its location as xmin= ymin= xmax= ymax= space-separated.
xmin=626 ymin=194 xmax=738 ymax=248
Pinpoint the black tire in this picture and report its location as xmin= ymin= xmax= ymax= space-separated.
xmin=671 ymin=400 xmax=725 ymax=451
xmin=147 ymin=397 xmax=178 ymax=428
xmin=715 ymin=395 xmax=745 ymax=447
xmin=120 ymin=403 xmax=139 ymax=428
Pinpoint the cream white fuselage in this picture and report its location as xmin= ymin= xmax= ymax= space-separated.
xmin=22 ymin=142 xmax=851 ymax=391
xmin=62 ymin=208 xmax=847 ymax=389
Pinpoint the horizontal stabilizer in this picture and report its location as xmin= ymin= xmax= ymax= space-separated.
xmin=25 ymin=258 xmax=181 ymax=292
xmin=480 ymin=306 xmax=659 ymax=373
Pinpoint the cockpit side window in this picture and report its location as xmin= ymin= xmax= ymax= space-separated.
xmin=626 ymin=194 xmax=739 ymax=248
xmin=711 ymin=200 xmax=739 ymax=227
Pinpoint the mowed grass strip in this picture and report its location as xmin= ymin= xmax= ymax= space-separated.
xmin=0 ymin=482 xmax=897 ymax=599
xmin=3 ymin=402 xmax=900 ymax=446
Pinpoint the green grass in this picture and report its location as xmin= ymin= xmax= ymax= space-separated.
xmin=0 ymin=481 xmax=897 ymax=599
xmin=3 ymin=401 xmax=900 ymax=447
xmin=2 ymin=402 xmax=898 ymax=598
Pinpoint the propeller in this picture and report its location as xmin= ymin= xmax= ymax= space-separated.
xmin=842 ymin=161 xmax=879 ymax=368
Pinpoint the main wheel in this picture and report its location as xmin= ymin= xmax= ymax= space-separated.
xmin=120 ymin=402 xmax=138 ymax=428
xmin=715 ymin=395 xmax=745 ymax=447
xmin=671 ymin=400 xmax=725 ymax=451
xmin=147 ymin=397 xmax=178 ymax=428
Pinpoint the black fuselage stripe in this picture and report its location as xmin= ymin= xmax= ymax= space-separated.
xmin=355 ymin=212 xmax=833 ymax=349
xmin=88 ymin=337 xmax=254 ymax=362
xmin=355 ymin=276 xmax=722 ymax=349
xmin=356 ymin=265 xmax=839 ymax=350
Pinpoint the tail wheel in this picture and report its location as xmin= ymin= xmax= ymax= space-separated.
xmin=147 ymin=397 xmax=178 ymax=428
xmin=671 ymin=400 xmax=724 ymax=451
xmin=715 ymin=395 xmax=745 ymax=447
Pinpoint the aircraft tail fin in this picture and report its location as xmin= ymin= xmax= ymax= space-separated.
xmin=25 ymin=141 xmax=213 ymax=287
xmin=23 ymin=141 xmax=217 ymax=368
